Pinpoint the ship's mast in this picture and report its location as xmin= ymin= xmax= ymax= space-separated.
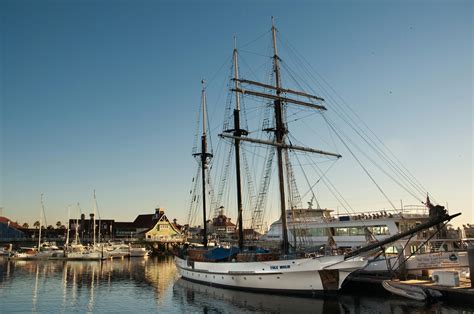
xmin=65 ymin=205 xmax=70 ymax=247
xmin=38 ymin=194 xmax=44 ymax=252
xmin=221 ymin=18 xmax=339 ymax=254
xmin=196 ymin=80 xmax=212 ymax=248
xmin=271 ymin=17 xmax=289 ymax=254
xmin=231 ymin=37 xmax=247 ymax=251
xmin=92 ymin=190 xmax=97 ymax=247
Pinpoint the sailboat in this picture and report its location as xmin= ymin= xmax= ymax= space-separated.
xmin=10 ymin=194 xmax=65 ymax=260
xmin=174 ymin=19 xmax=460 ymax=295
xmin=65 ymin=201 xmax=102 ymax=260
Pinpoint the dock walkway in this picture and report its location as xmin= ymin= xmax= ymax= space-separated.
xmin=344 ymin=275 xmax=473 ymax=307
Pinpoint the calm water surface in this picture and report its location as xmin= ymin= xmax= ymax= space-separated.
xmin=0 ymin=256 xmax=472 ymax=313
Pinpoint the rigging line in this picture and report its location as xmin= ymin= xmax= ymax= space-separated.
xmin=284 ymin=51 xmax=428 ymax=199
xmin=240 ymin=29 xmax=271 ymax=49
xmin=192 ymin=91 xmax=204 ymax=155
xmin=289 ymin=51 xmax=430 ymax=197
xmin=280 ymin=36 xmax=431 ymax=201
xmin=304 ymin=153 xmax=353 ymax=214
xmin=324 ymin=111 xmax=425 ymax=203
xmin=299 ymin=156 xmax=338 ymax=200
xmin=240 ymin=49 xmax=272 ymax=58
xmin=322 ymin=114 xmax=398 ymax=210
xmin=279 ymin=60 xmax=323 ymax=103
xmin=325 ymin=114 xmax=425 ymax=204
xmin=187 ymin=166 xmax=202 ymax=225
xmin=322 ymin=94 xmax=428 ymax=199
xmin=206 ymin=55 xmax=233 ymax=89
xmin=302 ymin=153 xmax=381 ymax=233
xmin=292 ymin=150 xmax=319 ymax=206
xmin=289 ymin=117 xmax=339 ymax=152
xmin=394 ymin=220 xmax=450 ymax=274
xmin=238 ymin=53 xmax=268 ymax=82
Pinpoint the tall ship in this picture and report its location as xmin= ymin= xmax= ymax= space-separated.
xmin=174 ymin=19 xmax=460 ymax=295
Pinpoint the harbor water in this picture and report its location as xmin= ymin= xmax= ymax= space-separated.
xmin=0 ymin=256 xmax=472 ymax=313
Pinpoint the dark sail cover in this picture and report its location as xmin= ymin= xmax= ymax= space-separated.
xmin=204 ymin=247 xmax=240 ymax=261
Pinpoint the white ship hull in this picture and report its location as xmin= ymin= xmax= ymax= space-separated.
xmin=129 ymin=247 xmax=149 ymax=257
xmin=9 ymin=251 xmax=65 ymax=260
xmin=66 ymin=251 xmax=102 ymax=260
xmin=175 ymin=255 xmax=366 ymax=294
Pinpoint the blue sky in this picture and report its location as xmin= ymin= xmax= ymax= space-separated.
xmin=1 ymin=0 xmax=472 ymax=227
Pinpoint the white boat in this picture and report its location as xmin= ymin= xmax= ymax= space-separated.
xmin=129 ymin=245 xmax=149 ymax=257
xmin=382 ymin=280 xmax=442 ymax=302
xmin=66 ymin=243 xmax=102 ymax=260
xmin=0 ymin=246 xmax=12 ymax=257
xmin=101 ymin=242 xmax=130 ymax=258
xmin=10 ymin=196 xmax=65 ymax=260
xmin=261 ymin=206 xmax=432 ymax=249
xmin=175 ymin=254 xmax=366 ymax=294
xmin=174 ymin=19 xmax=460 ymax=295
xmin=64 ymin=202 xmax=102 ymax=260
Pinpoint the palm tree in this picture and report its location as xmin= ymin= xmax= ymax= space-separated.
xmin=56 ymin=221 xmax=62 ymax=229
xmin=22 ymin=222 xmax=29 ymax=229
xmin=33 ymin=221 xmax=40 ymax=229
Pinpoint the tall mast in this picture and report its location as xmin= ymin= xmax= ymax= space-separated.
xmin=220 ymin=18 xmax=337 ymax=253
xmin=196 ymin=80 xmax=212 ymax=248
xmin=65 ymin=205 xmax=70 ymax=247
xmin=92 ymin=190 xmax=97 ymax=246
xmin=271 ymin=17 xmax=289 ymax=254
xmin=232 ymin=37 xmax=247 ymax=251
xmin=75 ymin=202 xmax=80 ymax=245
xmin=38 ymin=194 xmax=44 ymax=252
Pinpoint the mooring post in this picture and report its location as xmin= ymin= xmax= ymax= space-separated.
xmin=468 ymin=243 xmax=474 ymax=288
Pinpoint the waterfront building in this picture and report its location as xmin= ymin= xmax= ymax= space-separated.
xmin=142 ymin=209 xmax=183 ymax=241
xmin=0 ymin=217 xmax=25 ymax=239
xmin=66 ymin=207 xmax=183 ymax=241
xmin=209 ymin=207 xmax=236 ymax=240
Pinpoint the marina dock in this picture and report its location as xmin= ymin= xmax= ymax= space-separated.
xmin=344 ymin=274 xmax=474 ymax=307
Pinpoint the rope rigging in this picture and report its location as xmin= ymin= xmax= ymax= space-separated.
xmin=277 ymin=31 xmax=435 ymax=205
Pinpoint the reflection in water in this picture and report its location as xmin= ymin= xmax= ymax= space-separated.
xmin=0 ymin=256 xmax=178 ymax=313
xmin=0 ymin=256 xmax=471 ymax=313
xmin=173 ymin=278 xmax=342 ymax=313
xmin=32 ymin=263 xmax=39 ymax=313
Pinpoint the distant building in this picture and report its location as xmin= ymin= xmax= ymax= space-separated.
xmin=68 ymin=216 xmax=114 ymax=241
xmin=0 ymin=217 xmax=25 ymax=239
xmin=141 ymin=209 xmax=183 ymax=241
xmin=209 ymin=207 xmax=236 ymax=239
xmin=242 ymin=228 xmax=261 ymax=241
xmin=67 ymin=207 xmax=183 ymax=241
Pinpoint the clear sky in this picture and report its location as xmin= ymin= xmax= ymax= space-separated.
xmin=1 ymin=0 xmax=472 ymax=228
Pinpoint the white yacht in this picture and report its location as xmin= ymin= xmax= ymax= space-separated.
xmin=261 ymin=206 xmax=431 ymax=250
xmin=9 ymin=242 xmax=65 ymax=260
xmin=65 ymin=243 xmax=102 ymax=260
xmin=101 ymin=241 xmax=131 ymax=258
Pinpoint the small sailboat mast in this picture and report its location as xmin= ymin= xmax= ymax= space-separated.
xmin=74 ymin=202 xmax=80 ymax=245
xmin=38 ymin=194 xmax=44 ymax=252
xmin=65 ymin=205 xmax=70 ymax=247
xmin=92 ymin=190 xmax=97 ymax=247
